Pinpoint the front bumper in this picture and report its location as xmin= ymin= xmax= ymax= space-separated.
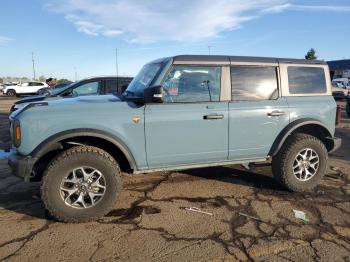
xmin=7 ymin=150 xmax=37 ymax=182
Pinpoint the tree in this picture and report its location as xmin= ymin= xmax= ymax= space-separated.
xmin=21 ymin=76 xmax=30 ymax=81
xmin=0 ymin=78 xmax=3 ymax=84
xmin=305 ymin=48 xmax=317 ymax=60
xmin=57 ymin=78 xmax=72 ymax=85
xmin=38 ymin=75 xmax=46 ymax=82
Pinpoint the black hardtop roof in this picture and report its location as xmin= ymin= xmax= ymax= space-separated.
xmin=171 ymin=55 xmax=326 ymax=65
xmin=327 ymin=59 xmax=350 ymax=71
xmin=82 ymin=76 xmax=133 ymax=81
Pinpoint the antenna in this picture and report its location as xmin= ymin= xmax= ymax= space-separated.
xmin=115 ymin=48 xmax=119 ymax=77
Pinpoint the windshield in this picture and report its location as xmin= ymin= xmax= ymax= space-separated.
xmin=125 ymin=63 xmax=162 ymax=97
xmin=50 ymin=82 xmax=76 ymax=96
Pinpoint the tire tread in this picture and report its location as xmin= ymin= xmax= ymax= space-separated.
xmin=272 ymin=133 xmax=327 ymax=192
xmin=41 ymin=145 xmax=121 ymax=223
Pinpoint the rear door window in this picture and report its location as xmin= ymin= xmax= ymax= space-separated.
xmin=231 ymin=66 xmax=278 ymax=101
xmin=288 ymin=67 xmax=327 ymax=94
xmin=105 ymin=79 xmax=119 ymax=94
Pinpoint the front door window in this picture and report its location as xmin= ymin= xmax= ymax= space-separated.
xmin=162 ymin=66 xmax=221 ymax=103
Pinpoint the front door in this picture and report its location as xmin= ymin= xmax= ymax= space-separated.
xmin=145 ymin=65 xmax=229 ymax=168
xmin=228 ymin=65 xmax=290 ymax=160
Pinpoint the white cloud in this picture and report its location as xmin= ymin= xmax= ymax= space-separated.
xmin=46 ymin=0 xmax=290 ymax=43
xmin=46 ymin=0 xmax=350 ymax=43
xmin=291 ymin=5 xmax=350 ymax=12
xmin=0 ymin=36 xmax=14 ymax=45
xmin=261 ymin=3 xmax=292 ymax=13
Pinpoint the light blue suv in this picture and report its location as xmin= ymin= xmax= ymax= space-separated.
xmin=8 ymin=55 xmax=341 ymax=222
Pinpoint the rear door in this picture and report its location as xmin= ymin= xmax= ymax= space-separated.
xmin=228 ymin=65 xmax=290 ymax=160
xmin=15 ymin=83 xmax=29 ymax=94
xmin=27 ymin=82 xmax=44 ymax=93
xmin=145 ymin=65 xmax=229 ymax=168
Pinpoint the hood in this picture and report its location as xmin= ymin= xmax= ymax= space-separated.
xmin=15 ymin=95 xmax=47 ymax=104
xmin=46 ymin=94 xmax=121 ymax=107
xmin=11 ymin=94 xmax=122 ymax=120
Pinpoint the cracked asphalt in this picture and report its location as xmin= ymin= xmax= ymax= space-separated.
xmin=0 ymin=97 xmax=349 ymax=261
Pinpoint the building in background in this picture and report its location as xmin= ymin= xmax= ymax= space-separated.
xmin=327 ymin=59 xmax=350 ymax=79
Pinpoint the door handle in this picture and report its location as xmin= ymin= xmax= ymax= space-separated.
xmin=267 ymin=110 xmax=286 ymax=117
xmin=203 ymin=114 xmax=224 ymax=120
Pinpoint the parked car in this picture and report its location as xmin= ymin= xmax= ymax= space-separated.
xmin=3 ymin=81 xmax=48 ymax=97
xmin=332 ymin=82 xmax=348 ymax=100
xmin=10 ymin=76 xmax=133 ymax=112
xmin=332 ymin=78 xmax=349 ymax=87
xmin=7 ymin=55 xmax=340 ymax=222
xmin=1 ymin=83 xmax=18 ymax=93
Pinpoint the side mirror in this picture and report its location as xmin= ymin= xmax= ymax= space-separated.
xmin=144 ymin=85 xmax=164 ymax=103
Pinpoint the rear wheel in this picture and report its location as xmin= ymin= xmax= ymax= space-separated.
xmin=6 ymin=89 xmax=16 ymax=97
xmin=272 ymin=133 xmax=328 ymax=192
xmin=346 ymin=102 xmax=350 ymax=117
xmin=41 ymin=146 xmax=122 ymax=222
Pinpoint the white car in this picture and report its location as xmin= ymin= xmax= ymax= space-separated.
xmin=332 ymin=78 xmax=349 ymax=88
xmin=3 ymin=82 xmax=48 ymax=97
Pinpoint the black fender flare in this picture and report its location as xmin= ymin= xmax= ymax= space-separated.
xmin=269 ymin=118 xmax=333 ymax=156
xmin=29 ymin=128 xmax=137 ymax=169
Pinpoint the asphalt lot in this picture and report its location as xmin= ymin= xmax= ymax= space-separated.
xmin=0 ymin=97 xmax=349 ymax=261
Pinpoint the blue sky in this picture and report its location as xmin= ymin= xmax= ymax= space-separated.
xmin=0 ymin=0 xmax=349 ymax=80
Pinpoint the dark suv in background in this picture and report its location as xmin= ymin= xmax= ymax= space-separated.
xmin=10 ymin=76 xmax=133 ymax=112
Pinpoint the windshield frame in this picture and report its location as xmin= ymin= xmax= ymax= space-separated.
xmin=50 ymin=82 xmax=76 ymax=96
xmin=124 ymin=62 xmax=165 ymax=98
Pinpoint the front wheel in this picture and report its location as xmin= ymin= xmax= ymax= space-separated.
xmin=272 ymin=133 xmax=328 ymax=192
xmin=41 ymin=146 xmax=122 ymax=222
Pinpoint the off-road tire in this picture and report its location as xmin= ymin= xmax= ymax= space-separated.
xmin=41 ymin=146 xmax=122 ymax=223
xmin=6 ymin=89 xmax=16 ymax=97
xmin=272 ymin=133 xmax=328 ymax=192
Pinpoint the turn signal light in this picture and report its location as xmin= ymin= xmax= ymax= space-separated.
xmin=12 ymin=120 xmax=21 ymax=147
xmin=15 ymin=126 xmax=21 ymax=141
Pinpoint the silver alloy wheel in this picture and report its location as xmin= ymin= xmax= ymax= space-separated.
xmin=60 ymin=167 xmax=106 ymax=209
xmin=292 ymin=148 xmax=319 ymax=182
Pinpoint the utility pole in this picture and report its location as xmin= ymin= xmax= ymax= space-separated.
xmin=32 ymin=52 xmax=36 ymax=80
xmin=74 ymin=66 xmax=77 ymax=81
xmin=115 ymin=48 xmax=119 ymax=77
xmin=208 ymin=45 xmax=212 ymax=55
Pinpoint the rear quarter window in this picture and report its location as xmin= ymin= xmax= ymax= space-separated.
xmin=288 ymin=67 xmax=327 ymax=94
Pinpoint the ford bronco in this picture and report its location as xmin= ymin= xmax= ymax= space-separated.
xmin=8 ymin=55 xmax=341 ymax=222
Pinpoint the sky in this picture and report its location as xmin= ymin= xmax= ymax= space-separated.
xmin=0 ymin=0 xmax=349 ymax=80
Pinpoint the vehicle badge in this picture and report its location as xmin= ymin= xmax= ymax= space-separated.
xmin=132 ymin=116 xmax=141 ymax=124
